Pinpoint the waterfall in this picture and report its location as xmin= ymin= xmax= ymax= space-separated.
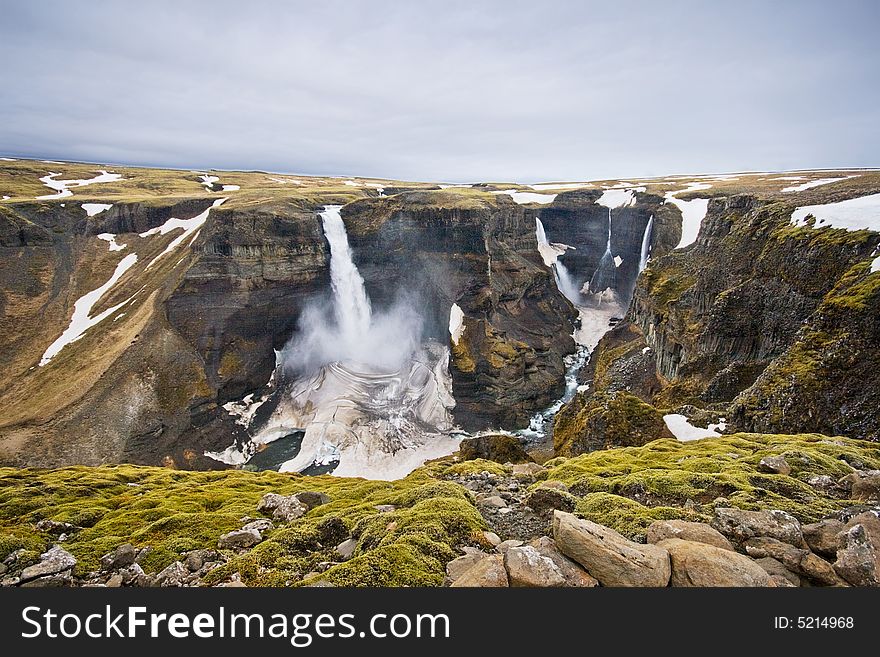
xmin=604 ymin=208 xmax=612 ymax=255
xmin=639 ymin=215 xmax=654 ymax=272
xmin=536 ymin=217 xmax=581 ymax=303
xmin=320 ymin=205 xmax=372 ymax=345
xmin=589 ymin=208 xmax=616 ymax=293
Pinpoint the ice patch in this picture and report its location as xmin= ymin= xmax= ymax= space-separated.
xmin=140 ymin=198 xmax=226 ymax=269
xmin=782 ymin=176 xmax=859 ymax=193
xmin=37 ymin=171 xmax=123 ymax=200
xmin=613 ymin=255 xmax=623 ymax=267
xmin=449 ymin=303 xmax=465 ymax=345
xmin=223 ymin=393 xmax=267 ymax=429
xmin=82 ymin=203 xmax=112 ymax=217
xmin=492 ymin=189 xmax=557 ymax=205
xmin=97 ymin=233 xmax=126 ymax=251
xmin=39 ymin=253 xmax=138 ymax=366
xmin=789 ymin=193 xmax=880 ymax=233
xmin=663 ymin=414 xmax=721 ymax=442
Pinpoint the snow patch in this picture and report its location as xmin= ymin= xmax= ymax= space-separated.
xmin=2 ymin=196 xmax=9 ymax=200
xmin=789 ymin=193 xmax=880 ymax=233
xmin=613 ymin=255 xmax=623 ymax=267
xmin=782 ymin=176 xmax=859 ymax=193
xmin=596 ymin=187 xmax=645 ymax=209
xmin=492 ymin=189 xmax=557 ymax=205
xmin=663 ymin=414 xmax=721 ymax=442
xmin=223 ymin=393 xmax=267 ymax=429
xmin=82 ymin=202 xmax=112 ymax=217
xmin=198 ymin=174 xmax=219 ymax=190
xmin=449 ymin=303 xmax=465 ymax=345
xmin=665 ymin=182 xmax=712 ymax=249
xmin=871 ymin=256 xmax=880 ymax=274
xmin=529 ymin=182 xmax=587 ymax=190
xmin=97 ymin=233 xmax=126 ymax=251
xmin=221 ymin=184 xmax=240 ymax=192
xmin=140 ymin=198 xmax=226 ymax=269
xmin=37 ymin=171 xmax=123 ymax=200
xmin=39 ymin=253 xmax=138 ymax=366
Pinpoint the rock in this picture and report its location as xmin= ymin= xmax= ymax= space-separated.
xmin=836 ymin=505 xmax=880 ymax=523
xmin=106 ymin=573 xmax=124 ymax=588
xmin=524 ymin=487 xmax=577 ymax=513
xmin=118 ymin=563 xmax=146 ymax=586
xmin=712 ymin=507 xmax=805 ymax=547
xmin=35 ymin=519 xmax=79 ymax=535
xmin=446 ymin=552 xmax=488 ymax=581
xmin=511 ymin=463 xmax=546 ymax=478
xmin=374 ymin=504 xmax=396 ymax=513
xmin=807 ymin=475 xmax=839 ymax=496
xmin=450 ymin=555 xmax=509 ymax=587
xmin=770 ymin=575 xmax=796 ymax=587
xmin=183 ymin=549 xmax=220 ymax=572
xmin=293 ymin=491 xmax=331 ymax=510
xmin=257 ymin=493 xmax=307 ymax=522
xmin=478 ymin=495 xmax=508 ymax=509
xmin=503 ymin=546 xmax=566 ymax=587
xmin=658 ymin=538 xmax=772 ymax=587
xmin=755 ymin=557 xmax=801 ymax=586
xmin=335 ymin=539 xmax=357 ymax=561
xmin=833 ymin=523 xmax=880 ymax=587
xmin=218 ymin=528 xmax=262 ymax=549
xmin=19 ymin=573 xmax=73 ymax=587
xmin=538 ymin=480 xmax=569 ymax=492
xmin=802 ymin=519 xmax=845 ymax=558
xmin=19 ymin=546 xmax=77 ymax=583
xmin=483 ymin=531 xmax=502 ymax=546
xmin=154 ymin=561 xmax=190 ymax=587
xmin=840 ymin=471 xmax=880 ymax=502
xmin=99 ymin=544 xmax=137 ymax=571
xmin=744 ymin=537 xmax=848 ymax=586
xmin=845 ymin=512 xmax=880 ymax=542
xmin=242 ymin=518 xmax=274 ymax=533
xmin=135 ymin=546 xmax=153 ymax=564
xmin=758 ymin=455 xmax=792 ymax=476
xmin=646 ymin=520 xmax=734 ymax=551
xmin=528 ymin=536 xmax=598 ymax=587
xmin=496 ymin=540 xmax=524 ymax=553
xmin=459 ymin=434 xmax=533 ymax=464
xmin=552 ymin=511 xmax=671 ymax=587
xmin=219 ymin=579 xmax=247 ymax=588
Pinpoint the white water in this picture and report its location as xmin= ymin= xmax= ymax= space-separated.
xmin=321 ymin=205 xmax=373 ymax=347
xmin=588 ymin=208 xmax=616 ymax=294
xmin=536 ymin=218 xmax=581 ymax=303
xmin=639 ymin=215 xmax=654 ymax=272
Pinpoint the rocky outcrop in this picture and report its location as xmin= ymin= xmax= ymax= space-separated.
xmin=658 ymin=537 xmax=771 ymax=587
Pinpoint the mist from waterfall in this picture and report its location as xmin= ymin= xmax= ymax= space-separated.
xmin=639 ymin=215 xmax=654 ymax=272
xmin=282 ymin=205 xmax=423 ymax=374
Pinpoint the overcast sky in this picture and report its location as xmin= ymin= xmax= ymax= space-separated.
xmin=1 ymin=0 xmax=877 ymax=182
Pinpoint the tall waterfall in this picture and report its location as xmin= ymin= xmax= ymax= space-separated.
xmin=589 ymin=208 xmax=616 ymax=293
xmin=639 ymin=215 xmax=654 ymax=272
xmin=536 ymin=218 xmax=581 ymax=303
xmin=320 ymin=205 xmax=373 ymax=346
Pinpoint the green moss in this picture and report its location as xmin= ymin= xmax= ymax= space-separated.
xmin=306 ymin=543 xmax=445 ymax=587
xmin=576 ymin=492 xmax=710 ymax=539
xmin=439 ymin=459 xmax=507 ymax=477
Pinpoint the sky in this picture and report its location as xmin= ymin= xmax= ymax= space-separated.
xmin=1 ymin=0 xmax=878 ymax=182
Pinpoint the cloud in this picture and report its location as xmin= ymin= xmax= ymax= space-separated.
xmin=1 ymin=0 xmax=878 ymax=181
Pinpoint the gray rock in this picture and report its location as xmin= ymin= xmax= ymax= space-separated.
xmin=293 ymin=491 xmax=331 ymax=510
xmin=218 ymin=528 xmax=262 ymax=550
xmin=802 ymin=519 xmax=845 ymax=558
xmin=450 ymin=555 xmax=509 ymax=587
xmin=19 ymin=573 xmax=73 ymax=587
xmin=374 ymin=505 xmax=396 ymax=513
xmin=755 ymin=557 xmax=801 ymax=586
xmin=833 ymin=523 xmax=880 ymax=587
xmin=35 ymin=519 xmax=79 ymax=535
xmin=524 ymin=487 xmax=577 ymax=513
xmin=758 ymin=456 xmax=792 ymax=476
xmin=552 ymin=511 xmax=671 ymax=587
xmin=154 ymin=561 xmax=190 ymax=587
xmin=19 ymin=546 xmax=77 ymax=583
xmin=658 ymin=538 xmax=771 ymax=587
xmin=257 ymin=493 xmax=307 ymax=522
xmin=496 ymin=539 xmax=524 ymax=553
xmin=241 ymin=519 xmax=274 ymax=533
xmin=106 ymin=573 xmax=124 ymax=588
xmin=807 ymin=475 xmax=839 ymax=495
xmin=503 ymin=546 xmax=566 ymax=587
xmin=100 ymin=544 xmax=137 ymax=571
xmin=335 ymin=539 xmax=357 ymax=561
xmin=183 ymin=549 xmax=220 ymax=572
xmin=528 ymin=536 xmax=598 ymax=587
xmin=483 ymin=531 xmax=502 ymax=546
xmin=646 ymin=520 xmax=734 ymax=551
xmin=118 ymin=563 xmax=146 ymax=586
xmin=478 ymin=495 xmax=508 ymax=509
xmin=712 ymin=507 xmax=805 ymax=547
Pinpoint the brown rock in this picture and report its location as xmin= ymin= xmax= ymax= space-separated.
xmin=446 ymin=552 xmax=487 ymax=582
xmin=552 ymin=511 xmax=670 ymax=587
xmin=524 ymin=487 xmax=577 ymax=513
xmin=646 ymin=520 xmax=734 ymax=551
xmin=528 ymin=536 xmax=598 ymax=587
xmin=450 ymin=555 xmax=509 ymax=587
xmin=503 ymin=546 xmax=566 ymax=587
xmin=802 ymin=519 xmax=845 ymax=558
xmin=712 ymin=507 xmax=805 ymax=547
xmin=744 ymin=537 xmax=848 ymax=586
xmin=758 ymin=456 xmax=791 ymax=476
xmin=754 ymin=557 xmax=801 ymax=586
xmin=658 ymin=538 xmax=771 ymax=587
xmin=833 ymin=523 xmax=880 ymax=587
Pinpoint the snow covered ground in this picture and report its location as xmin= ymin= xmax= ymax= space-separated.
xmin=449 ymin=303 xmax=465 ymax=345
xmin=492 ymin=189 xmax=557 ymax=204
xmin=782 ymin=176 xmax=859 ymax=193
xmin=140 ymin=198 xmax=226 ymax=268
xmin=596 ymin=187 xmax=645 ymax=208
xmin=82 ymin=202 xmax=112 ymax=217
xmin=663 ymin=414 xmax=724 ymax=442
xmin=665 ymin=181 xmax=712 ymax=249
xmin=39 ymin=253 xmax=138 ymax=366
xmin=37 ymin=171 xmax=123 ymax=200
xmin=97 ymin=233 xmax=126 ymax=251
xmin=790 ymin=193 xmax=880 ymax=232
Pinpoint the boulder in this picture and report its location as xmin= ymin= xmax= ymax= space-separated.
xmin=840 ymin=471 xmax=880 ymax=502
xmin=754 ymin=557 xmax=801 ymax=586
xmin=496 ymin=539 xmax=524 ymax=553
xmin=293 ymin=491 xmax=331 ymax=510
xmin=218 ymin=528 xmax=262 ymax=550
xmin=757 ymin=456 xmax=791 ymax=475
xmin=35 ymin=519 xmax=79 ymax=535
xmin=183 ymin=549 xmax=220 ymax=572
xmin=450 ymin=555 xmax=509 ymax=587
xmin=19 ymin=546 xmax=76 ymax=583
xmin=528 ymin=536 xmax=598 ymax=587
xmin=524 ymin=487 xmax=577 ymax=513
xmin=833 ymin=523 xmax=880 ymax=587
xmin=446 ymin=552 xmax=488 ymax=582
xmin=118 ymin=563 xmax=147 ymax=586
xmin=459 ymin=434 xmax=533 ymax=464
xmin=241 ymin=519 xmax=274 ymax=533
xmin=478 ymin=495 xmax=508 ymax=509
xmin=503 ymin=546 xmax=566 ymax=587
xmin=19 ymin=573 xmax=73 ymax=587
xmin=658 ymin=538 xmax=771 ymax=587
xmin=744 ymin=537 xmax=848 ymax=586
xmin=257 ymin=493 xmax=307 ymax=522
xmin=712 ymin=508 xmax=805 ymax=547
xmin=483 ymin=531 xmax=502 ymax=546
xmin=99 ymin=544 xmax=137 ymax=571
xmin=374 ymin=504 xmax=396 ymax=513
xmin=807 ymin=475 xmax=839 ymax=496
xmin=511 ymin=463 xmax=546 ymax=478
xmin=802 ymin=519 xmax=845 ymax=558
xmin=552 ymin=511 xmax=670 ymax=587
xmin=335 ymin=539 xmax=357 ymax=561
xmin=154 ymin=561 xmax=190 ymax=587
xmin=646 ymin=520 xmax=734 ymax=551
xmin=538 ymin=480 xmax=569 ymax=492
